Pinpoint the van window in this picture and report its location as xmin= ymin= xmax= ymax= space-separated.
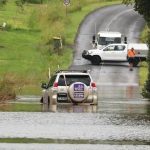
xmin=98 ymin=37 xmax=121 ymax=45
xmin=58 ymin=75 xmax=65 ymax=86
xmin=104 ymin=45 xmax=115 ymax=51
xmin=114 ymin=45 xmax=125 ymax=51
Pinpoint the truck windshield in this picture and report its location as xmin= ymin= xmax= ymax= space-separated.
xmin=98 ymin=37 xmax=121 ymax=45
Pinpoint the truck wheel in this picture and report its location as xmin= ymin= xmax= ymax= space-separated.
xmin=48 ymin=96 xmax=50 ymax=105
xmin=91 ymin=56 xmax=101 ymax=65
xmin=133 ymin=58 xmax=139 ymax=67
xmin=40 ymin=97 xmax=43 ymax=103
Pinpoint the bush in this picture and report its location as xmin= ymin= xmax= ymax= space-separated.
xmin=4 ymin=23 xmax=12 ymax=31
xmin=26 ymin=0 xmax=44 ymax=4
xmin=28 ymin=9 xmax=38 ymax=29
xmin=142 ymin=31 xmax=150 ymax=99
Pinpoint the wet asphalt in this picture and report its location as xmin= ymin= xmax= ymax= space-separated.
xmin=70 ymin=4 xmax=150 ymax=114
xmin=0 ymin=4 xmax=150 ymax=150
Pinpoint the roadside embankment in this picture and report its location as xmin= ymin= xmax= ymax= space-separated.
xmin=0 ymin=0 xmax=121 ymax=97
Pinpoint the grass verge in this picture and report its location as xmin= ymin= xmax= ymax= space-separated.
xmin=0 ymin=103 xmax=42 ymax=112
xmin=0 ymin=0 xmax=121 ymax=96
xmin=139 ymin=26 xmax=149 ymax=87
xmin=0 ymin=138 xmax=149 ymax=145
xmin=139 ymin=62 xmax=148 ymax=86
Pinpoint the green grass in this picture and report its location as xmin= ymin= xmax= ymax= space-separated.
xmin=0 ymin=138 xmax=148 ymax=145
xmin=0 ymin=103 xmax=42 ymax=111
xmin=139 ymin=62 xmax=148 ymax=86
xmin=0 ymin=0 xmax=121 ymax=95
xmin=139 ymin=26 xmax=149 ymax=86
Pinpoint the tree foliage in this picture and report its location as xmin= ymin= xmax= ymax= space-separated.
xmin=122 ymin=0 xmax=133 ymax=5
xmin=134 ymin=0 xmax=150 ymax=24
xmin=123 ymin=0 xmax=150 ymax=23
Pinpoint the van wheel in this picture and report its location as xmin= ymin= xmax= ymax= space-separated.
xmin=48 ymin=96 xmax=50 ymax=105
xmin=51 ymin=98 xmax=57 ymax=105
xmin=40 ymin=97 xmax=43 ymax=103
xmin=91 ymin=56 xmax=101 ymax=65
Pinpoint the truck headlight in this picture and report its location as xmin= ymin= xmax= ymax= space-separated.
xmin=83 ymin=50 xmax=88 ymax=55
xmin=88 ymin=51 xmax=93 ymax=55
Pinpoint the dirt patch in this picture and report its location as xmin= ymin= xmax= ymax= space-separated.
xmin=0 ymin=92 xmax=16 ymax=101
xmin=0 ymin=74 xmax=16 ymax=101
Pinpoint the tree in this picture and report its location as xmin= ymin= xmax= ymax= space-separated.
xmin=123 ymin=0 xmax=150 ymax=23
xmin=134 ymin=0 xmax=150 ymax=25
xmin=123 ymin=0 xmax=150 ymax=98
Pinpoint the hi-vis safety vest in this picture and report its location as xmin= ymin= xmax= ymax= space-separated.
xmin=128 ymin=49 xmax=136 ymax=58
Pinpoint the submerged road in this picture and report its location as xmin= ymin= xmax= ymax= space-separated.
xmin=0 ymin=4 xmax=150 ymax=150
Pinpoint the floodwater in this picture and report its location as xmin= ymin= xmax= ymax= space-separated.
xmin=0 ymin=68 xmax=150 ymax=149
xmin=0 ymin=143 xmax=150 ymax=150
xmin=0 ymin=63 xmax=150 ymax=150
xmin=0 ymin=66 xmax=150 ymax=150
xmin=0 ymin=79 xmax=150 ymax=144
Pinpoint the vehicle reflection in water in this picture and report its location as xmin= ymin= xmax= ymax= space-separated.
xmin=126 ymin=86 xmax=136 ymax=99
xmin=126 ymin=86 xmax=135 ymax=112
xmin=41 ymin=104 xmax=57 ymax=112
xmin=41 ymin=104 xmax=97 ymax=113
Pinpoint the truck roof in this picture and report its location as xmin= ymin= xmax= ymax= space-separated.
xmin=105 ymin=43 xmax=149 ymax=51
xmin=97 ymin=31 xmax=122 ymax=37
xmin=128 ymin=43 xmax=149 ymax=51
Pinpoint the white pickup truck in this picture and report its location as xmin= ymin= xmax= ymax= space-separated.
xmin=82 ymin=43 xmax=149 ymax=66
xmin=92 ymin=31 xmax=127 ymax=49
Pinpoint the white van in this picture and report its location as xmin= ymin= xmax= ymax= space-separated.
xmin=92 ymin=31 xmax=126 ymax=49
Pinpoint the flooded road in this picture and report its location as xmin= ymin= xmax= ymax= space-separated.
xmin=0 ymin=4 xmax=150 ymax=150
xmin=0 ymin=143 xmax=150 ymax=150
xmin=0 ymin=112 xmax=150 ymax=141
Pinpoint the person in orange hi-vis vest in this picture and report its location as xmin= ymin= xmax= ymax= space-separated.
xmin=127 ymin=47 xmax=136 ymax=71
